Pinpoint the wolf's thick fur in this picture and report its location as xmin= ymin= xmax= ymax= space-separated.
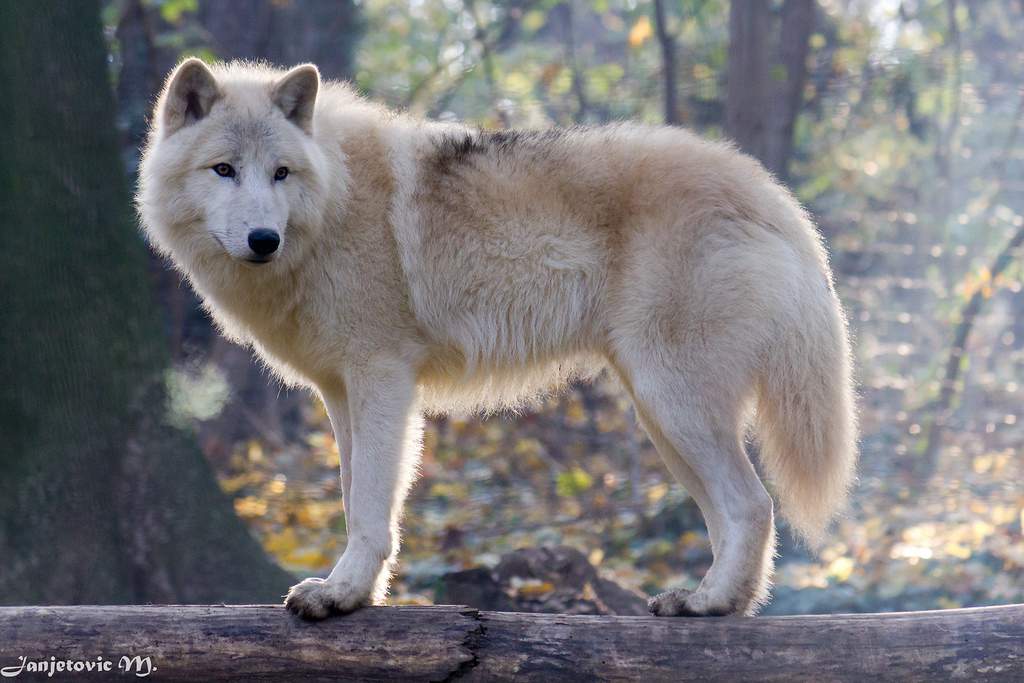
xmin=138 ymin=59 xmax=857 ymax=618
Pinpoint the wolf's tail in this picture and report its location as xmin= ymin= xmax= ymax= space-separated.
xmin=754 ymin=276 xmax=857 ymax=547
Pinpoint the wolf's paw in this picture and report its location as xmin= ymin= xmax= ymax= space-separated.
xmin=648 ymin=588 xmax=740 ymax=617
xmin=284 ymin=577 xmax=372 ymax=620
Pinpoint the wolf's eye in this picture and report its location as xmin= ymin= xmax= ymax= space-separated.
xmin=274 ymin=167 xmax=289 ymax=181
xmin=212 ymin=163 xmax=235 ymax=178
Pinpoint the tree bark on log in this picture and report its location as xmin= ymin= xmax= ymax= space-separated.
xmin=0 ymin=604 xmax=1021 ymax=681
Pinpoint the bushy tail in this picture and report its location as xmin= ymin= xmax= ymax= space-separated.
xmin=755 ymin=282 xmax=857 ymax=548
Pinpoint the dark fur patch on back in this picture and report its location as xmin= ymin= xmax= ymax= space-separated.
xmin=429 ymin=127 xmax=579 ymax=175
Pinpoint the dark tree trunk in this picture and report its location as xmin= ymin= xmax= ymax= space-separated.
xmin=197 ymin=0 xmax=363 ymax=80
xmin=725 ymin=0 xmax=815 ymax=181
xmin=114 ymin=0 xmax=163 ymax=175
xmin=764 ymin=0 xmax=815 ymax=180
xmin=725 ymin=0 xmax=771 ymax=160
xmin=0 ymin=0 xmax=292 ymax=605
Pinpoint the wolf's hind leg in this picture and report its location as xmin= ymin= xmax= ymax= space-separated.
xmin=614 ymin=372 xmax=721 ymax=555
xmin=285 ymin=360 xmax=422 ymax=619
xmin=626 ymin=362 xmax=775 ymax=616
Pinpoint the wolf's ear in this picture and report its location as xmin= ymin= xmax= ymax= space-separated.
xmin=161 ymin=58 xmax=220 ymax=137
xmin=272 ymin=64 xmax=319 ymax=135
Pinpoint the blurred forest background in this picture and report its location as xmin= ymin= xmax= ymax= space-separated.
xmin=1 ymin=0 xmax=1023 ymax=615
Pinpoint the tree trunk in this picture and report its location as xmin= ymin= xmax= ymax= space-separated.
xmin=764 ymin=0 xmax=815 ymax=180
xmin=726 ymin=0 xmax=815 ymax=181
xmin=197 ymin=0 xmax=363 ymax=80
xmin=0 ymin=0 xmax=292 ymax=605
xmin=725 ymin=0 xmax=771 ymax=160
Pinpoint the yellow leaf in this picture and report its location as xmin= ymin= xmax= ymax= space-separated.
xmin=517 ymin=580 xmax=555 ymax=597
xmin=628 ymin=16 xmax=652 ymax=48
xmin=523 ymin=9 xmax=545 ymax=32
xmin=234 ymin=496 xmax=268 ymax=518
xmin=679 ymin=530 xmax=708 ymax=548
xmin=990 ymin=504 xmax=1017 ymax=525
xmin=286 ymin=548 xmax=332 ymax=570
xmin=556 ymin=467 xmax=593 ymax=497
xmin=263 ymin=528 xmax=299 ymax=557
xmin=827 ymin=556 xmax=854 ymax=582
xmin=265 ymin=477 xmax=286 ymax=496
xmin=565 ymin=400 xmax=586 ymax=425
xmin=970 ymin=520 xmax=995 ymax=543
xmin=220 ymin=472 xmax=256 ymax=494
xmin=647 ymin=482 xmax=669 ymax=504
xmin=247 ymin=440 xmax=264 ymax=464
xmin=294 ymin=500 xmax=334 ymax=528
xmin=943 ymin=542 xmax=971 ymax=560
xmin=693 ymin=63 xmax=713 ymax=81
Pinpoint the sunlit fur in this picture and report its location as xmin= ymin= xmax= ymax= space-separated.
xmin=138 ymin=59 xmax=858 ymax=619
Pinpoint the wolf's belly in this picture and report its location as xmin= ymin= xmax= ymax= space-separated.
xmin=407 ymin=247 xmax=608 ymax=413
xmin=416 ymin=344 xmax=603 ymax=415
xmin=412 ymin=262 xmax=604 ymax=367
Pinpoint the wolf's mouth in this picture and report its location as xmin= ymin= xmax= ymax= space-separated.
xmin=244 ymin=257 xmax=273 ymax=265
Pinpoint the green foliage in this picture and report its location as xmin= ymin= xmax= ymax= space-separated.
xmin=557 ymin=467 xmax=594 ymax=498
xmin=158 ymin=0 xmax=197 ymax=24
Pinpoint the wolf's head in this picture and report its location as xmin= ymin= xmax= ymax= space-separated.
xmin=137 ymin=59 xmax=330 ymax=273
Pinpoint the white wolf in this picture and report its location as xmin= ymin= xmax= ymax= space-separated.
xmin=137 ymin=59 xmax=856 ymax=618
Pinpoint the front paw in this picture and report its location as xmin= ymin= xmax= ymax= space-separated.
xmin=284 ymin=576 xmax=373 ymax=620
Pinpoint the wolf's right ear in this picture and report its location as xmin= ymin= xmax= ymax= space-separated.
xmin=160 ymin=58 xmax=220 ymax=137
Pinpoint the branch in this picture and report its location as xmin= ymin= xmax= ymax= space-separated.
xmin=921 ymin=224 xmax=1024 ymax=465
xmin=464 ymin=0 xmax=510 ymax=127
xmin=652 ymin=0 xmax=679 ymax=125
xmin=424 ymin=2 xmax=535 ymax=120
xmin=935 ymin=0 xmax=963 ymax=182
xmin=0 ymin=604 xmax=1021 ymax=680
xmin=764 ymin=0 xmax=815 ymax=180
xmin=403 ymin=38 xmax=460 ymax=110
xmin=921 ymin=90 xmax=1024 ymax=470
xmin=566 ymin=0 xmax=589 ymax=123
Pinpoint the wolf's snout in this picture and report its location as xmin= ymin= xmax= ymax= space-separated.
xmin=248 ymin=228 xmax=281 ymax=257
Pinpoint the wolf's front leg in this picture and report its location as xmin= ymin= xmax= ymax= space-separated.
xmin=321 ymin=388 xmax=353 ymax=525
xmin=285 ymin=361 xmax=422 ymax=619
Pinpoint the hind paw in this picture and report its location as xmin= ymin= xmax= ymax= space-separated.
xmin=648 ymin=588 xmax=740 ymax=617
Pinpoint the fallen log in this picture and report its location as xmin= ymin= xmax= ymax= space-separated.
xmin=0 ymin=603 xmax=1021 ymax=681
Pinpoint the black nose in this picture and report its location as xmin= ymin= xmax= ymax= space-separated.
xmin=247 ymin=228 xmax=280 ymax=256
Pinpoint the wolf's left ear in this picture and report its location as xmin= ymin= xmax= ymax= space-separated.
xmin=161 ymin=58 xmax=220 ymax=137
xmin=273 ymin=64 xmax=320 ymax=135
